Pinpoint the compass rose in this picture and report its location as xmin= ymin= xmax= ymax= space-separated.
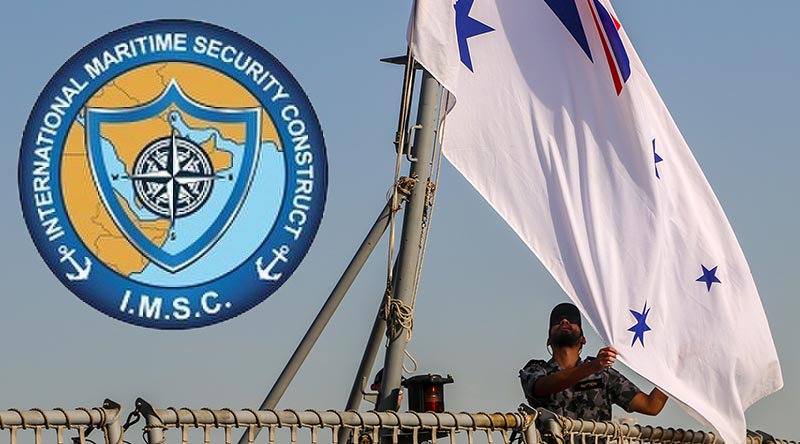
xmin=129 ymin=132 xmax=218 ymax=230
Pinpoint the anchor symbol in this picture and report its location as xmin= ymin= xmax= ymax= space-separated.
xmin=255 ymin=245 xmax=289 ymax=281
xmin=58 ymin=245 xmax=92 ymax=281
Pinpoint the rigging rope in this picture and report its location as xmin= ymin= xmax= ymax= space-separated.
xmin=384 ymin=78 xmax=450 ymax=376
xmin=409 ymin=88 xmax=449 ymax=311
xmin=385 ymin=1 xmax=420 ymax=291
xmin=378 ymin=0 xmax=451 ymax=376
xmin=380 ymin=0 xmax=421 ymax=377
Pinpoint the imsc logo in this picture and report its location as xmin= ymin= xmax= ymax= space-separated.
xmin=18 ymin=20 xmax=327 ymax=329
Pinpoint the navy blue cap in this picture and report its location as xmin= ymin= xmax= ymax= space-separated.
xmin=549 ymin=303 xmax=582 ymax=331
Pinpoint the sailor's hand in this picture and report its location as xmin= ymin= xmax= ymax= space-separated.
xmin=596 ymin=346 xmax=618 ymax=369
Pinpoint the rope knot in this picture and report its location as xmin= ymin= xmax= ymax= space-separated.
xmin=380 ymin=297 xmax=414 ymax=341
xmin=396 ymin=176 xmax=416 ymax=197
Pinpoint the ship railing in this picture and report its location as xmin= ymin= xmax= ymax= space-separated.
xmin=1 ymin=400 xmax=795 ymax=444
xmin=534 ymin=409 xmax=795 ymax=444
xmin=133 ymin=398 xmax=536 ymax=444
xmin=0 ymin=400 xmax=123 ymax=444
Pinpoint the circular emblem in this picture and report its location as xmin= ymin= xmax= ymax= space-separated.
xmin=18 ymin=20 xmax=328 ymax=329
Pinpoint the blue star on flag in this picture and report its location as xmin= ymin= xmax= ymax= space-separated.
xmin=653 ymin=139 xmax=663 ymax=179
xmin=454 ymin=0 xmax=495 ymax=72
xmin=696 ymin=264 xmax=721 ymax=291
xmin=628 ymin=302 xmax=652 ymax=348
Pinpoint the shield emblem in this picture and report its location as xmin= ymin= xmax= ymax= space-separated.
xmin=85 ymin=80 xmax=262 ymax=272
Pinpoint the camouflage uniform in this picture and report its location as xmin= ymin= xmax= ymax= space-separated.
xmin=519 ymin=357 xmax=641 ymax=421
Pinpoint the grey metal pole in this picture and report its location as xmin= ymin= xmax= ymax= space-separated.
xmin=337 ymin=261 xmax=402 ymax=444
xmin=237 ymin=197 xmax=401 ymax=444
xmin=343 ymin=303 xmax=388 ymax=411
xmin=377 ymin=69 xmax=441 ymax=412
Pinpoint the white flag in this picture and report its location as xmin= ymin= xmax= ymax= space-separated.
xmin=411 ymin=0 xmax=782 ymax=442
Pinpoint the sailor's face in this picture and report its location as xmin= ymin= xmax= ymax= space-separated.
xmin=550 ymin=317 xmax=578 ymax=332
xmin=549 ymin=318 xmax=582 ymax=346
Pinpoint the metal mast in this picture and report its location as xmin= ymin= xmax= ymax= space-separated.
xmin=376 ymin=69 xmax=441 ymax=412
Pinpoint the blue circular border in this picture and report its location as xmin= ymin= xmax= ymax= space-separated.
xmin=18 ymin=20 xmax=328 ymax=329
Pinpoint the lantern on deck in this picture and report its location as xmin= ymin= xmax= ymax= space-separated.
xmin=402 ymin=373 xmax=454 ymax=413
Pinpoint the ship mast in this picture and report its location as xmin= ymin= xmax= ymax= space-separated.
xmin=237 ymin=4 xmax=444 ymax=441
xmin=375 ymin=67 xmax=441 ymax=412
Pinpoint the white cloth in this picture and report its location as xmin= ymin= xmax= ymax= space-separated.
xmin=411 ymin=1 xmax=782 ymax=442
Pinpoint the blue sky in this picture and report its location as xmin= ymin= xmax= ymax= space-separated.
xmin=1 ymin=1 xmax=797 ymax=440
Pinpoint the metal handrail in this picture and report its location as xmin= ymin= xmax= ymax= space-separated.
xmin=0 ymin=400 xmax=122 ymax=444
xmin=1 ymin=401 xmax=795 ymax=444
xmin=536 ymin=409 xmax=797 ymax=444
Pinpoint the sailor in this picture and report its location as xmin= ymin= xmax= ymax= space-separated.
xmin=519 ymin=303 xmax=668 ymax=421
xmin=370 ymin=369 xmax=404 ymax=410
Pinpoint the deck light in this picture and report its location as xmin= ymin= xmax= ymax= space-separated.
xmin=402 ymin=373 xmax=454 ymax=413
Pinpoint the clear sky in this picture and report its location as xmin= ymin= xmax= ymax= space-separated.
xmin=1 ymin=1 xmax=797 ymax=441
